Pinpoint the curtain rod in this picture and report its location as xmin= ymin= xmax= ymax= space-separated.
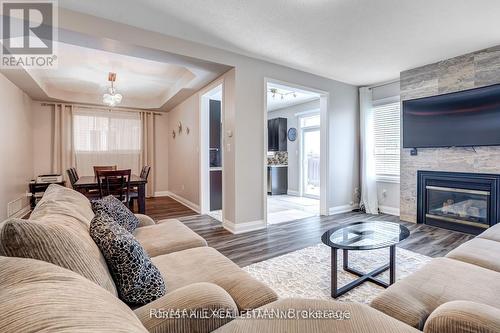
xmin=39 ymin=102 xmax=163 ymax=116
xmin=368 ymin=78 xmax=400 ymax=90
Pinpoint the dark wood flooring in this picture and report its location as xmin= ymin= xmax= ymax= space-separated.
xmin=146 ymin=197 xmax=475 ymax=268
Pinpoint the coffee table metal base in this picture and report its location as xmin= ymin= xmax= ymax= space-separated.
xmin=331 ymin=245 xmax=396 ymax=298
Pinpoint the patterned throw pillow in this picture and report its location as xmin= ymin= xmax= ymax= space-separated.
xmin=90 ymin=212 xmax=166 ymax=305
xmin=91 ymin=195 xmax=139 ymax=232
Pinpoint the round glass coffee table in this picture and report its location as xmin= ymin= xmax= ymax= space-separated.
xmin=321 ymin=221 xmax=410 ymax=298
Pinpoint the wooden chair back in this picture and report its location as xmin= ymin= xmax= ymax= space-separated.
xmin=66 ymin=168 xmax=79 ymax=187
xmin=96 ymin=169 xmax=131 ymax=205
xmin=93 ymin=165 xmax=117 ymax=178
xmin=140 ymin=165 xmax=151 ymax=180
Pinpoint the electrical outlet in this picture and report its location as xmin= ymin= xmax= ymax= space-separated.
xmin=181 ymin=184 xmax=185 ymax=191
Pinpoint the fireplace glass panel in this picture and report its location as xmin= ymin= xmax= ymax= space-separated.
xmin=426 ymin=186 xmax=489 ymax=226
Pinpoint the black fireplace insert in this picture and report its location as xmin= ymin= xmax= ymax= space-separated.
xmin=417 ymin=171 xmax=500 ymax=235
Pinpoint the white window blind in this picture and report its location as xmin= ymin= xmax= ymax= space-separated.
xmin=373 ymin=101 xmax=400 ymax=180
xmin=73 ymin=109 xmax=142 ymax=175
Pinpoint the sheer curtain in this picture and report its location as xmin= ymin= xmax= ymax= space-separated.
xmin=359 ymin=87 xmax=379 ymax=214
xmin=73 ymin=108 xmax=142 ymax=176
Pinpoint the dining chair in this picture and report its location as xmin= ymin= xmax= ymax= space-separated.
xmin=129 ymin=166 xmax=151 ymax=211
xmin=93 ymin=165 xmax=117 ymax=178
xmin=96 ymin=169 xmax=132 ymax=207
xmin=66 ymin=168 xmax=79 ymax=188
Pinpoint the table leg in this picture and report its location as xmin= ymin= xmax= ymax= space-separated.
xmin=389 ymin=245 xmax=396 ymax=285
xmin=343 ymin=249 xmax=349 ymax=270
xmin=138 ymin=184 xmax=146 ymax=214
xmin=331 ymin=247 xmax=338 ymax=298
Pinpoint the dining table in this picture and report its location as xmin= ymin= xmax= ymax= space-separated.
xmin=73 ymin=174 xmax=147 ymax=214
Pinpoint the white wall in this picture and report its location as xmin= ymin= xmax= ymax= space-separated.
xmin=0 ymin=73 xmax=34 ymax=219
xmin=54 ymin=9 xmax=360 ymax=229
xmin=268 ymin=99 xmax=320 ymax=194
xmin=371 ymin=81 xmax=400 ymax=215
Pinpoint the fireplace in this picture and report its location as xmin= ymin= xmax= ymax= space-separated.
xmin=417 ymin=171 xmax=500 ymax=234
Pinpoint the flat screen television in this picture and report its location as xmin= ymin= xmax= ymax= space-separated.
xmin=403 ymin=84 xmax=500 ymax=148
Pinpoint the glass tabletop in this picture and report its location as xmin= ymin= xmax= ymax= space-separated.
xmin=321 ymin=221 xmax=410 ymax=250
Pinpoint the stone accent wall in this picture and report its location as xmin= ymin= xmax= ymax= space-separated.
xmin=400 ymin=45 xmax=500 ymax=222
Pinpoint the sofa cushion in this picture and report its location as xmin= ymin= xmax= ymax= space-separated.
xmin=90 ymin=212 xmax=166 ymax=305
xmin=152 ymin=247 xmax=278 ymax=311
xmin=134 ymin=219 xmax=207 ymax=257
xmin=0 ymin=218 xmax=117 ymax=296
xmin=214 ymin=298 xmax=420 ymax=333
xmin=92 ymin=195 xmax=139 ymax=232
xmin=30 ymin=184 xmax=94 ymax=231
xmin=370 ymin=257 xmax=500 ymax=329
xmin=446 ymin=238 xmax=500 ymax=272
xmin=0 ymin=256 xmax=148 ymax=333
xmin=477 ymin=223 xmax=500 ymax=242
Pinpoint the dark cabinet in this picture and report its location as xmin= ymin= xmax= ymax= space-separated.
xmin=210 ymin=170 xmax=222 ymax=211
xmin=209 ymin=100 xmax=222 ymax=167
xmin=268 ymin=118 xmax=287 ymax=152
xmin=267 ymin=166 xmax=288 ymax=195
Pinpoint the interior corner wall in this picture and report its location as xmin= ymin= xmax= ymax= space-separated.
xmin=58 ymin=9 xmax=360 ymax=227
xmin=0 ymin=73 xmax=34 ymax=220
xmin=400 ymin=45 xmax=500 ymax=223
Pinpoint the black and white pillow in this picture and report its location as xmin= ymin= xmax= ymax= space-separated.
xmin=91 ymin=195 xmax=139 ymax=232
xmin=90 ymin=212 xmax=166 ymax=305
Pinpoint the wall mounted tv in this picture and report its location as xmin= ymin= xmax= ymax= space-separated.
xmin=403 ymin=84 xmax=500 ymax=148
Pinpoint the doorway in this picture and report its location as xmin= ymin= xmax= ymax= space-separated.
xmin=200 ymin=84 xmax=223 ymax=222
xmin=264 ymin=80 xmax=328 ymax=225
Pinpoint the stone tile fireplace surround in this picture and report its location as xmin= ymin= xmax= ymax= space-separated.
xmin=400 ymin=45 xmax=500 ymax=223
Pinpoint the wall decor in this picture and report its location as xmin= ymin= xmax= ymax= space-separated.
xmin=186 ymin=127 xmax=190 ymax=135
xmin=172 ymin=130 xmax=176 ymax=139
xmin=288 ymin=127 xmax=297 ymax=142
xmin=178 ymin=121 xmax=183 ymax=134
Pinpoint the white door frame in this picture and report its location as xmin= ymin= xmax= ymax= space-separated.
xmin=300 ymin=122 xmax=321 ymax=199
xmin=199 ymin=80 xmax=224 ymax=218
xmin=262 ymin=78 xmax=330 ymax=227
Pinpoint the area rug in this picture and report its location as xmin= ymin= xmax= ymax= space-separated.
xmin=243 ymin=243 xmax=431 ymax=304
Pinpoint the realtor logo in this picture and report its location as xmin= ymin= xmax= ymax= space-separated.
xmin=1 ymin=0 xmax=57 ymax=68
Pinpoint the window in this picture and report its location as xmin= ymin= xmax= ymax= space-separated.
xmin=73 ymin=109 xmax=142 ymax=175
xmin=373 ymin=101 xmax=400 ymax=181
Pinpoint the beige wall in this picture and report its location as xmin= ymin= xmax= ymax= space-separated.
xmin=31 ymin=102 xmax=170 ymax=193
xmin=0 ymin=73 xmax=34 ymax=219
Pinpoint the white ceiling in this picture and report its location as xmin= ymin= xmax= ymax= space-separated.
xmin=1 ymin=41 xmax=231 ymax=110
xmin=58 ymin=0 xmax=500 ymax=85
xmin=267 ymin=82 xmax=319 ymax=112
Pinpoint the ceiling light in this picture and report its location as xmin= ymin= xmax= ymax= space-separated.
xmin=268 ymin=87 xmax=298 ymax=100
xmin=103 ymin=72 xmax=123 ymax=107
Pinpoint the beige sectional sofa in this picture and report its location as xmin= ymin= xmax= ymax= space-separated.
xmin=371 ymin=223 xmax=500 ymax=333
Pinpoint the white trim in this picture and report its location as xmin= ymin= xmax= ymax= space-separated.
xmin=287 ymin=190 xmax=300 ymax=196
xmin=157 ymin=191 xmax=201 ymax=213
xmin=223 ymin=219 xmax=266 ymax=234
xmin=294 ymin=108 xmax=320 ymax=117
xmin=379 ymin=205 xmax=400 ymax=216
xmin=329 ymin=203 xmax=359 ymax=215
xmin=10 ymin=205 xmax=31 ymax=219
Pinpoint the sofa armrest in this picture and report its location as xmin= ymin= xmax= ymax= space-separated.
xmin=424 ymin=301 xmax=500 ymax=333
xmin=134 ymin=282 xmax=238 ymax=333
xmin=135 ymin=214 xmax=156 ymax=227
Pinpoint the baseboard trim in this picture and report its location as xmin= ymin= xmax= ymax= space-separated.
xmin=10 ymin=205 xmax=31 ymax=219
xmin=287 ymin=190 xmax=300 ymax=196
xmin=379 ymin=205 xmax=400 ymax=216
xmin=223 ymin=219 xmax=266 ymax=234
xmin=157 ymin=191 xmax=201 ymax=213
xmin=329 ymin=203 xmax=359 ymax=215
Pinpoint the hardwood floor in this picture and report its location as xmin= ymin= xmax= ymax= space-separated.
xmin=145 ymin=196 xmax=198 ymax=219
xmin=145 ymin=197 xmax=474 ymax=267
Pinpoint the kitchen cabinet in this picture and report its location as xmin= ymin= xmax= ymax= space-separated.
xmin=268 ymin=118 xmax=287 ymax=152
